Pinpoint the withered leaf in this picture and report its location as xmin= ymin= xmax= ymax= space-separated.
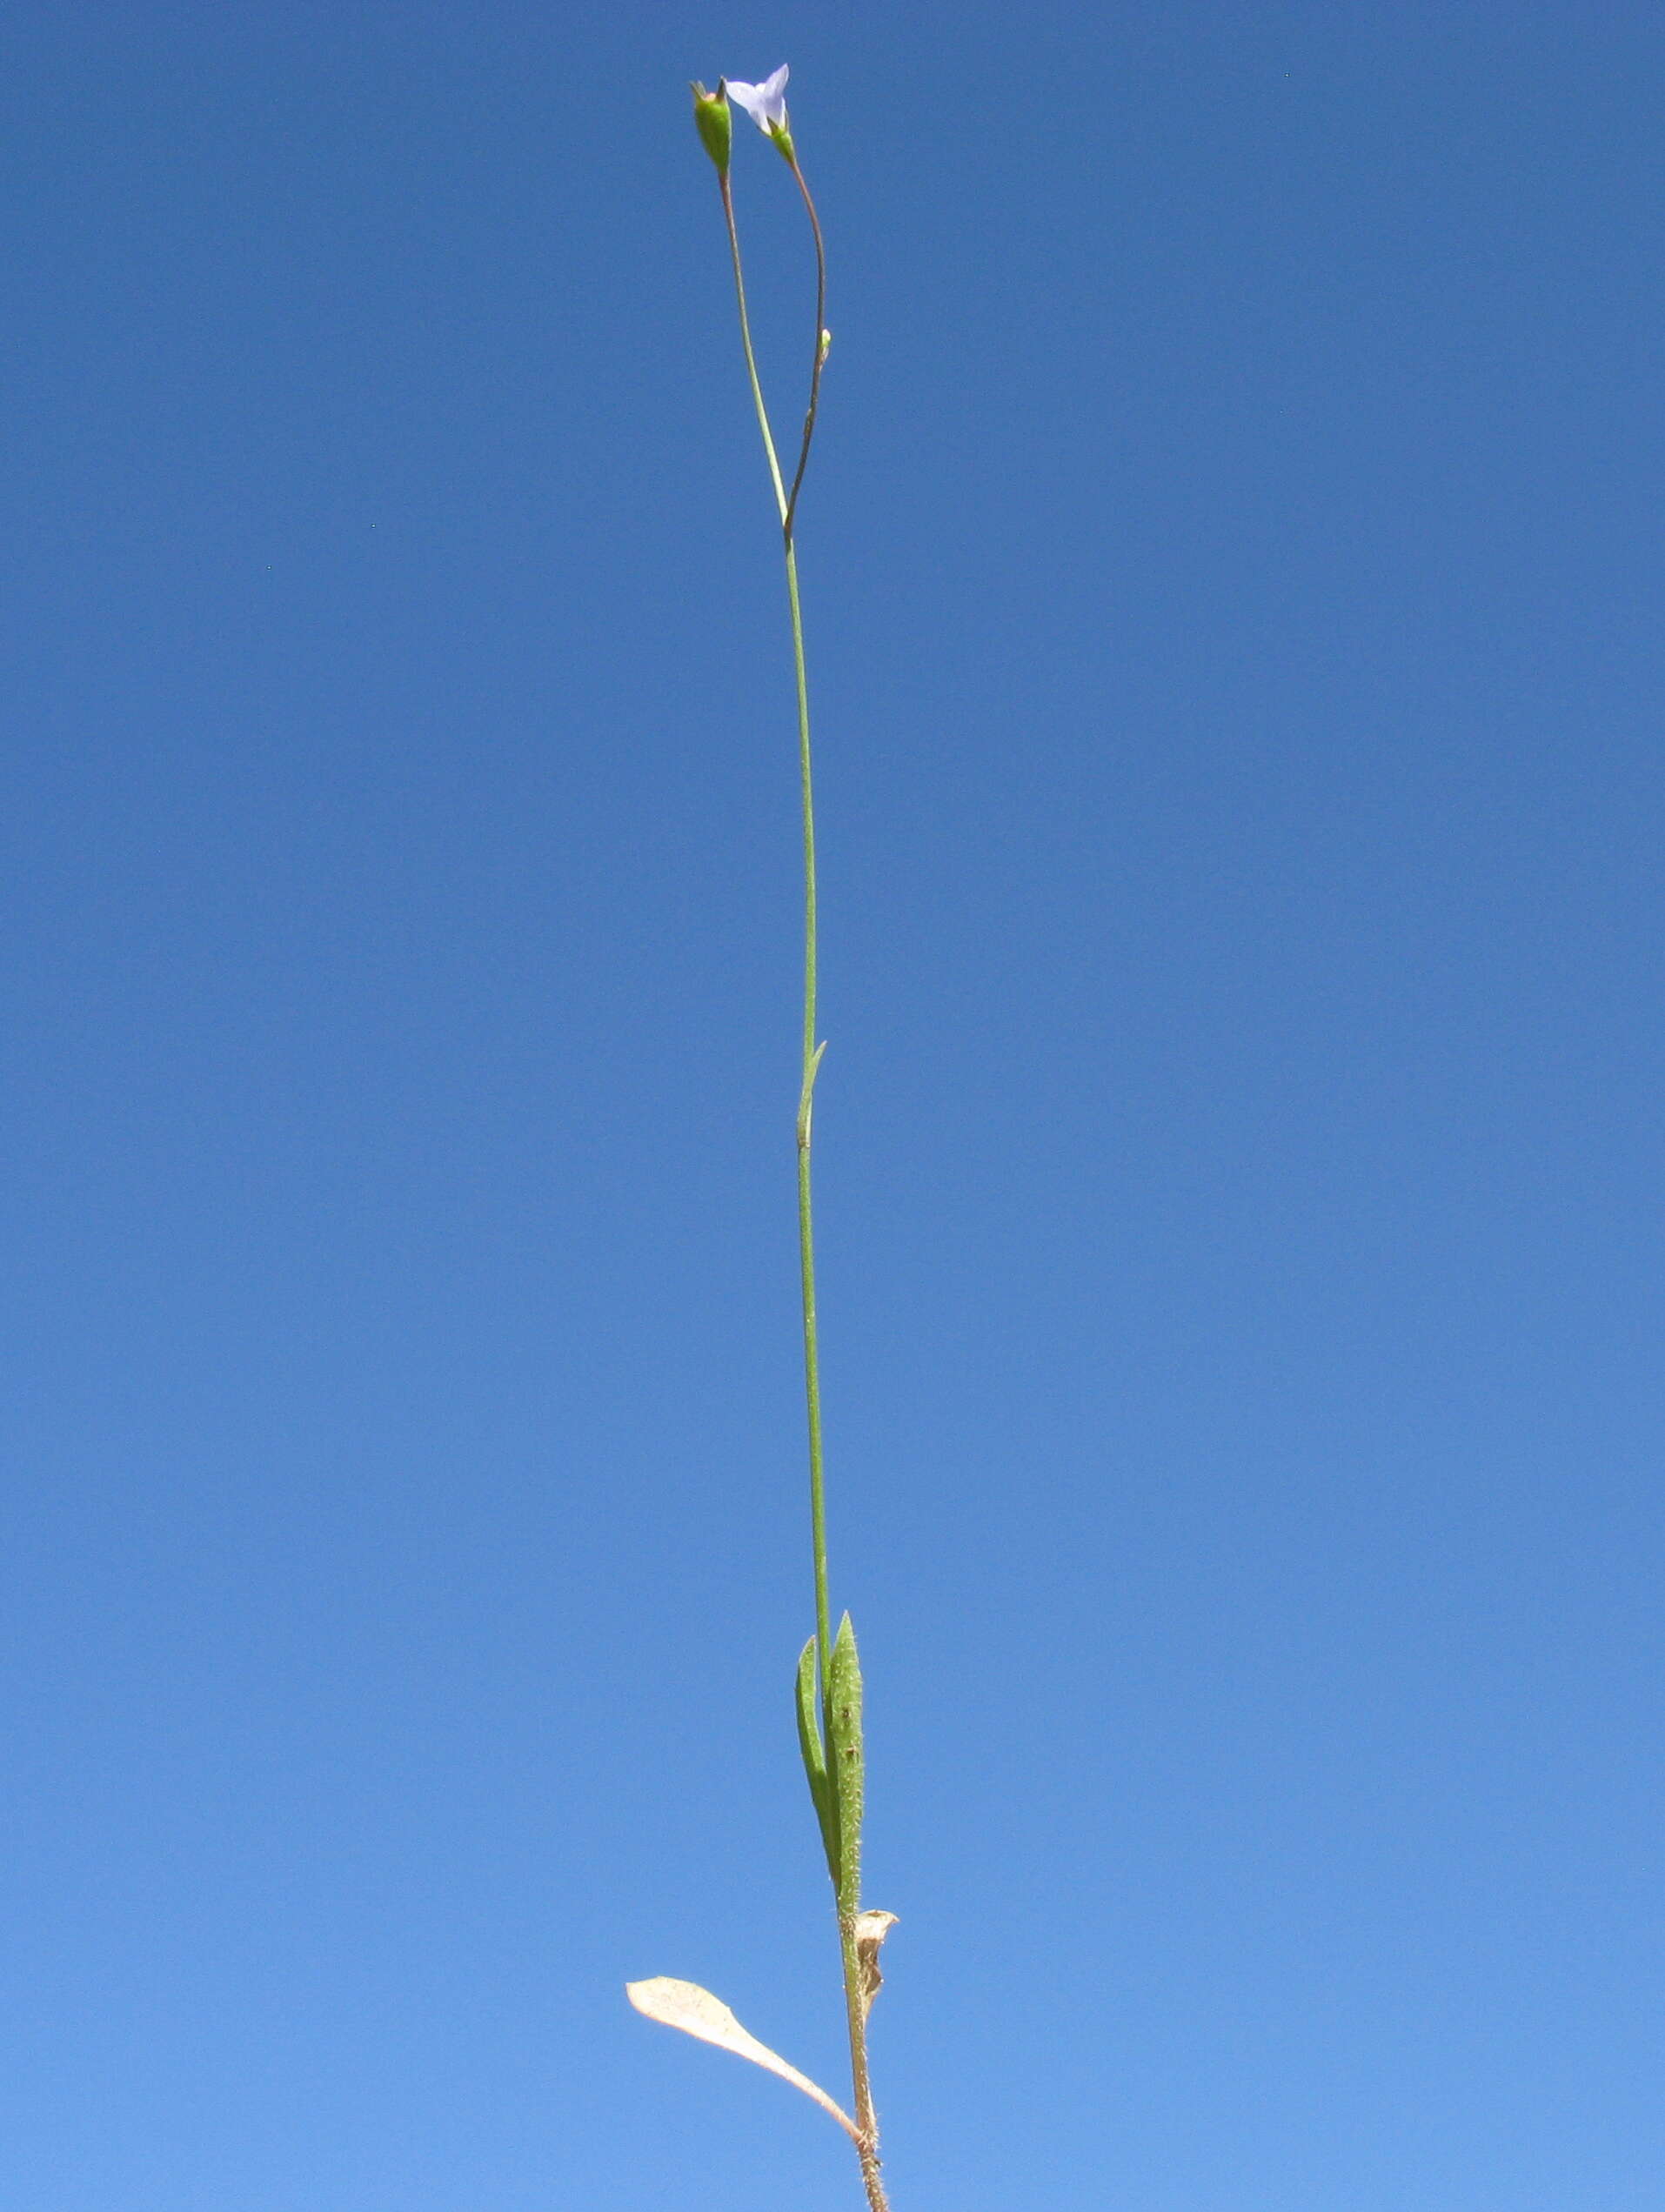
xmin=853 ymin=1909 xmax=899 ymax=2022
xmin=625 ymin=1977 xmax=857 ymax=2139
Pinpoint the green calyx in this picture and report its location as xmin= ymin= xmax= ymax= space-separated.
xmin=690 ymin=81 xmax=732 ymax=177
xmin=767 ymin=119 xmax=797 ymax=164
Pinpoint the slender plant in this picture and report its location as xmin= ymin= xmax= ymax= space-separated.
xmin=627 ymin=63 xmax=897 ymax=2212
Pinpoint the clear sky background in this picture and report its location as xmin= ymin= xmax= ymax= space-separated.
xmin=2 ymin=5 xmax=1661 ymax=2209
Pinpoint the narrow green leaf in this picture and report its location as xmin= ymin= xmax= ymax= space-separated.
xmin=794 ymin=1634 xmax=840 ymax=1885
xmin=826 ymin=1611 xmax=864 ymax=1912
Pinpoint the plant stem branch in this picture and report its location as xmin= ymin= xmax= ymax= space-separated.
xmin=783 ymin=157 xmax=827 ymax=544
xmin=720 ymin=175 xmax=786 ymax=525
xmin=721 ymin=162 xmax=832 ymax=1710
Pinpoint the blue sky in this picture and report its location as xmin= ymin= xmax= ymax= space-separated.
xmin=2 ymin=5 xmax=1662 ymax=2208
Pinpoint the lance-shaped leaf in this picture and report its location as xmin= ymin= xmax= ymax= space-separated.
xmin=826 ymin=1611 xmax=865 ymax=1911
xmin=795 ymin=1634 xmax=840 ymax=1886
xmin=625 ymin=1977 xmax=857 ymax=2139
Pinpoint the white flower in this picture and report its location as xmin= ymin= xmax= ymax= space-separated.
xmin=725 ymin=64 xmax=790 ymax=137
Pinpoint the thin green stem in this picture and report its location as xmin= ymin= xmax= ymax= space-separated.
xmin=786 ymin=538 xmax=832 ymax=1703
xmin=719 ymin=168 xmax=831 ymax=1694
xmin=716 ymin=150 xmax=886 ymax=2212
xmin=782 ymin=157 xmax=830 ymax=1707
xmin=719 ymin=175 xmax=786 ymax=525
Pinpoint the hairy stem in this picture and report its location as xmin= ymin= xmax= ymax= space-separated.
xmin=839 ymin=1913 xmax=890 ymax=2212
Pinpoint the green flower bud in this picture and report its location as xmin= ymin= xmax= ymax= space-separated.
xmin=690 ymin=81 xmax=731 ymax=177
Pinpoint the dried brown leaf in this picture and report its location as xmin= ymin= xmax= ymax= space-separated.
xmin=625 ymin=1977 xmax=857 ymax=2139
xmin=853 ymin=1909 xmax=899 ymax=2022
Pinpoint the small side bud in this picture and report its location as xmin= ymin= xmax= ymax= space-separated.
xmin=819 ymin=328 xmax=832 ymax=365
xmin=690 ymin=81 xmax=732 ymax=177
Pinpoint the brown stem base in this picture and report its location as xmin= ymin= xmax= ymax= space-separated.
xmin=855 ymin=2133 xmax=889 ymax=2212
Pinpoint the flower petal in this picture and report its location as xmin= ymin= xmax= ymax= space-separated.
xmin=726 ymin=63 xmax=789 ymax=131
